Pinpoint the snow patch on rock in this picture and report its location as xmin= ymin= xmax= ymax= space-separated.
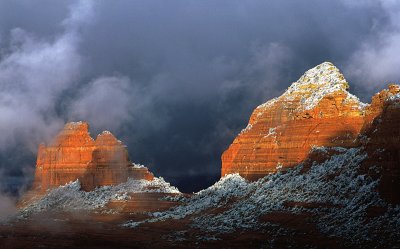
xmin=124 ymin=148 xmax=400 ymax=246
xmin=283 ymin=62 xmax=365 ymax=111
xmin=256 ymin=62 xmax=366 ymax=114
xmin=18 ymin=177 xmax=180 ymax=217
xmin=124 ymin=174 xmax=248 ymax=227
xmin=239 ymin=124 xmax=253 ymax=135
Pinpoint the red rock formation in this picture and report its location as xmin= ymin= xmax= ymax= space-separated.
xmin=221 ymin=62 xmax=387 ymax=180
xmin=360 ymin=84 xmax=400 ymax=203
xmin=33 ymin=121 xmax=153 ymax=191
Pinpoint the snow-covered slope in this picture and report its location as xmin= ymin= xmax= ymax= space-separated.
xmin=19 ymin=177 xmax=180 ymax=218
xmin=257 ymin=62 xmax=367 ymax=112
xmin=125 ymin=147 xmax=400 ymax=246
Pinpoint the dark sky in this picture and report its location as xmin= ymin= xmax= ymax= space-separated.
xmin=0 ymin=0 xmax=399 ymax=193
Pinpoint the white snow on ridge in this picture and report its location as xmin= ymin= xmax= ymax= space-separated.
xmin=131 ymin=163 xmax=146 ymax=168
xmin=124 ymin=147 xmax=400 ymax=246
xmin=69 ymin=121 xmax=84 ymax=125
xmin=99 ymin=130 xmax=112 ymax=135
xmin=244 ymin=62 xmax=367 ymax=136
xmin=239 ymin=124 xmax=253 ymax=135
xmin=19 ymin=177 xmax=180 ymax=218
xmin=387 ymin=92 xmax=400 ymax=108
xmin=256 ymin=62 xmax=367 ymax=112
xmin=124 ymin=174 xmax=248 ymax=228
xmin=256 ymin=97 xmax=278 ymax=110
xmin=282 ymin=62 xmax=366 ymax=111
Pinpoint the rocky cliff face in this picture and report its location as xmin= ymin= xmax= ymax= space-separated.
xmin=360 ymin=84 xmax=400 ymax=203
xmin=33 ymin=121 xmax=154 ymax=191
xmin=222 ymin=62 xmax=395 ymax=181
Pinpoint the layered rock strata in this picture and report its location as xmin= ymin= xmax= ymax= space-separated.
xmin=222 ymin=62 xmax=397 ymax=181
xmin=34 ymin=122 xmax=153 ymax=191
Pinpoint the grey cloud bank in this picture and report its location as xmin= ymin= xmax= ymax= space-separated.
xmin=0 ymin=0 xmax=399 ymax=193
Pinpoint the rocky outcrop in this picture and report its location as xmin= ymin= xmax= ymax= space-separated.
xmin=221 ymin=62 xmax=391 ymax=180
xmin=33 ymin=121 xmax=153 ymax=191
xmin=360 ymin=85 xmax=400 ymax=203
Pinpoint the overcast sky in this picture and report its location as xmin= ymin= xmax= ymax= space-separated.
xmin=0 ymin=0 xmax=399 ymax=193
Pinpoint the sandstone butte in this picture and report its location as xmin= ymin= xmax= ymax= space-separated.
xmin=33 ymin=121 xmax=154 ymax=191
xmin=222 ymin=62 xmax=400 ymax=203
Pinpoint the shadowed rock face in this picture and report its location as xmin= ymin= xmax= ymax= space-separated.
xmin=361 ymin=85 xmax=400 ymax=203
xmin=222 ymin=62 xmax=397 ymax=182
xmin=34 ymin=122 xmax=154 ymax=191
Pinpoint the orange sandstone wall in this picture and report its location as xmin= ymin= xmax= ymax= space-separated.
xmin=221 ymin=62 xmax=389 ymax=180
xmin=34 ymin=122 xmax=153 ymax=191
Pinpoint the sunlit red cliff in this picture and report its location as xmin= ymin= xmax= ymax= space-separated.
xmin=33 ymin=121 xmax=153 ymax=191
xmin=222 ymin=62 xmax=399 ymax=186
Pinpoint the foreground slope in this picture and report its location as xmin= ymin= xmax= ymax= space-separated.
xmin=126 ymin=148 xmax=399 ymax=247
xmin=14 ymin=148 xmax=399 ymax=248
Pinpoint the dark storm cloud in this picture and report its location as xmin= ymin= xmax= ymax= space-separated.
xmin=0 ymin=0 xmax=95 ymax=151
xmin=0 ymin=0 xmax=398 ymax=193
xmin=345 ymin=0 xmax=400 ymax=94
xmin=0 ymin=0 xmax=94 ymax=196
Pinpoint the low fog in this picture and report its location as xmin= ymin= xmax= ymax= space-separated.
xmin=0 ymin=0 xmax=399 ymax=193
